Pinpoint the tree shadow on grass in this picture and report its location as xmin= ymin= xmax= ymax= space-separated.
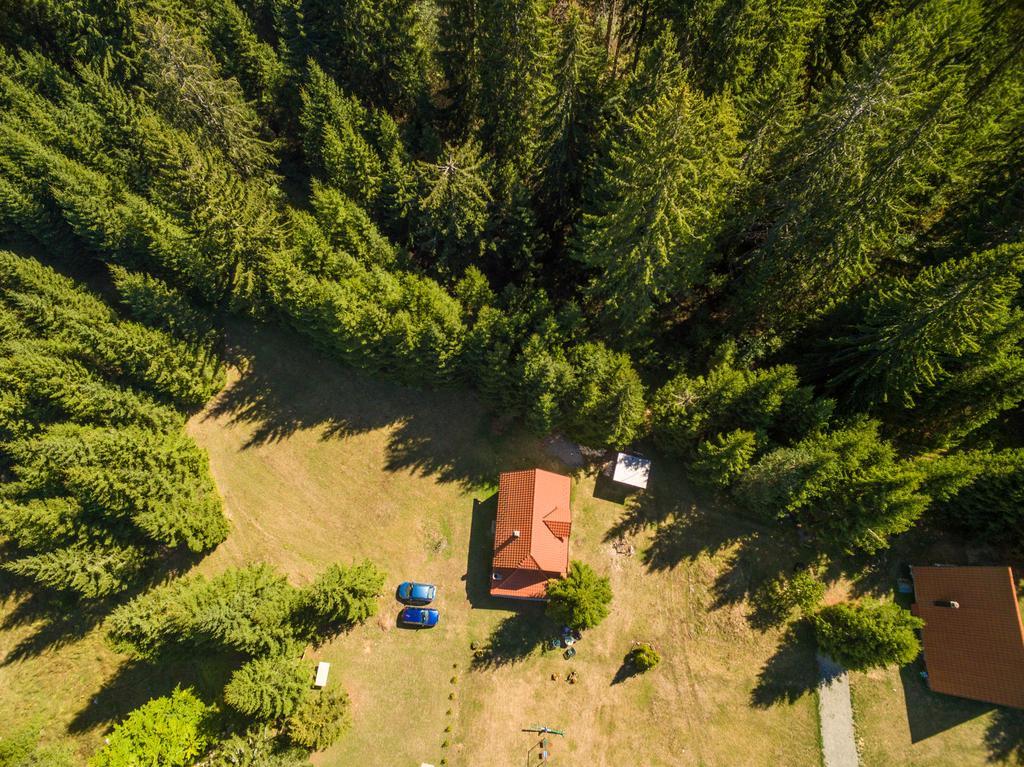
xmin=606 ymin=475 xmax=802 ymax=622
xmin=986 ymin=706 xmax=1024 ymax=764
xmin=202 ymin=320 xmax=544 ymax=491
xmin=470 ymin=607 xmax=549 ymax=670
xmin=610 ymin=660 xmax=644 ymax=686
xmin=67 ymin=654 xmax=237 ymax=734
xmin=0 ymin=583 xmax=107 ymax=664
xmin=750 ymin=622 xmax=819 ymax=708
xmin=0 ymin=552 xmax=204 ymax=666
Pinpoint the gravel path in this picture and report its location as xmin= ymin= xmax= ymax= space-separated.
xmin=817 ymin=653 xmax=859 ymax=767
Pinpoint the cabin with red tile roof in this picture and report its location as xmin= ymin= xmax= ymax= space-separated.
xmin=911 ymin=565 xmax=1024 ymax=709
xmin=490 ymin=468 xmax=572 ymax=600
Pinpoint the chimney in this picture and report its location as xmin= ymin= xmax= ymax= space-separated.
xmin=512 ymin=530 xmax=521 ymax=538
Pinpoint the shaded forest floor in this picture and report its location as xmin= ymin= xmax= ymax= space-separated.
xmin=0 ymin=320 xmax=1019 ymax=765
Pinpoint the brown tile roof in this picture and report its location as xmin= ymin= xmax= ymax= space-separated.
xmin=491 ymin=469 xmax=571 ymax=600
xmin=911 ymin=566 xmax=1024 ymax=709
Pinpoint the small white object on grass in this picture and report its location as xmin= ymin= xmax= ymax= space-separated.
xmin=314 ymin=661 xmax=330 ymax=688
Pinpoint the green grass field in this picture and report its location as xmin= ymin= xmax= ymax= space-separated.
xmin=0 ymin=321 xmax=1018 ymax=766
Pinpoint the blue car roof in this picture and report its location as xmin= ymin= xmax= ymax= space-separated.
xmin=410 ymin=583 xmax=434 ymax=599
xmin=402 ymin=607 xmax=437 ymax=624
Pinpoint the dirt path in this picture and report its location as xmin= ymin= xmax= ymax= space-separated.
xmin=817 ymin=653 xmax=859 ymax=767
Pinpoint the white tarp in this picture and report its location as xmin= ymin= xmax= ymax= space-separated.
xmin=612 ymin=453 xmax=651 ymax=489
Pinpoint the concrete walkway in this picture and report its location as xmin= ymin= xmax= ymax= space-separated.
xmin=817 ymin=653 xmax=859 ymax=767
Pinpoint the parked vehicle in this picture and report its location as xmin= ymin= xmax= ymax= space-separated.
xmin=396 ymin=581 xmax=437 ymax=605
xmin=399 ymin=607 xmax=439 ymax=628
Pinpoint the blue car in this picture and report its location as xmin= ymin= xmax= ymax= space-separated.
xmin=396 ymin=581 xmax=436 ymax=605
xmin=399 ymin=607 xmax=439 ymax=628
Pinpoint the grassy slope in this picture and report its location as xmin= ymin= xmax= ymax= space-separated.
xmin=2 ymin=319 xmax=1010 ymax=766
xmin=188 ymin=323 xmax=819 ymax=767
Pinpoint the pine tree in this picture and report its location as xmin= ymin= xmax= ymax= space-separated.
xmin=573 ymin=35 xmax=740 ymax=337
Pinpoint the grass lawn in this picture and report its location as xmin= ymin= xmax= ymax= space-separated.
xmin=850 ymin=664 xmax=1024 ymax=766
xmin=3 ymin=320 xmax=827 ymax=765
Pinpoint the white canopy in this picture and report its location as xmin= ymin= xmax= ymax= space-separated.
xmin=612 ymin=453 xmax=651 ymax=489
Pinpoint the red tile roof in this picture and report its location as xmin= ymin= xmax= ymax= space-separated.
xmin=911 ymin=566 xmax=1024 ymax=709
xmin=491 ymin=469 xmax=571 ymax=600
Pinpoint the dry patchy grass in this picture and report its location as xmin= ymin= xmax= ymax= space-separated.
xmin=850 ymin=665 xmax=1024 ymax=767
xmin=2 ymin=321 xmax=825 ymax=765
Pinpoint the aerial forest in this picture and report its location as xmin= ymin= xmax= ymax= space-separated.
xmin=0 ymin=0 xmax=1022 ymax=760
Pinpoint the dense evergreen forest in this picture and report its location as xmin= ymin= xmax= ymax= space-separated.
xmin=0 ymin=0 xmax=1022 ymax=761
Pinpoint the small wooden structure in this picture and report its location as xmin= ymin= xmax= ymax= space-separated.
xmin=314 ymin=661 xmax=330 ymax=688
xmin=611 ymin=453 xmax=651 ymax=490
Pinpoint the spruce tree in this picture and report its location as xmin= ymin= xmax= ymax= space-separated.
xmin=546 ymin=560 xmax=613 ymax=630
xmin=301 ymin=560 xmax=386 ymax=629
xmin=286 ymin=689 xmax=352 ymax=751
xmin=573 ymin=33 xmax=740 ymax=337
xmin=728 ymin=0 xmax=1001 ymax=338
xmin=224 ymin=656 xmax=309 ymax=721
xmin=414 ymin=139 xmax=492 ymax=274
xmin=437 ymin=0 xmax=482 ymax=137
xmin=737 ymin=420 xmax=928 ymax=553
xmin=536 ymin=6 xmax=607 ymax=240
xmin=478 ymin=0 xmax=553 ymax=179
xmin=564 ymin=341 xmax=646 ymax=448
xmin=829 ymin=244 xmax=1024 ymax=410
xmin=3 ymin=543 xmax=150 ymax=599
xmin=89 ymin=687 xmax=215 ymax=767
xmin=813 ymin=600 xmax=922 ymax=671
xmin=290 ymin=0 xmax=426 ymax=114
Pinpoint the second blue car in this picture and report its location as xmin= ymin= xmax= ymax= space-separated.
xmin=396 ymin=581 xmax=436 ymax=605
xmin=399 ymin=607 xmax=439 ymax=628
